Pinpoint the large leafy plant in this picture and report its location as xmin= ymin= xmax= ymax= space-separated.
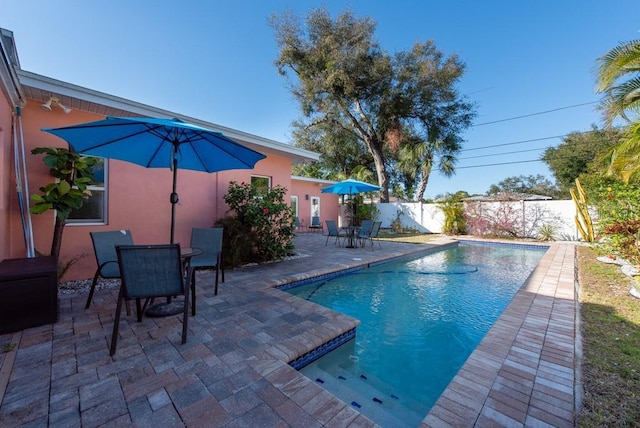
xmin=30 ymin=147 xmax=96 ymax=261
xmin=217 ymin=181 xmax=295 ymax=265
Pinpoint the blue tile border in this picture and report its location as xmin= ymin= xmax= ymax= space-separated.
xmin=288 ymin=329 xmax=356 ymax=370
xmin=276 ymin=267 xmax=365 ymax=291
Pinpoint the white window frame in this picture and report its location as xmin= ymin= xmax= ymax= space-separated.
xmin=290 ymin=195 xmax=299 ymax=218
xmin=67 ymin=157 xmax=108 ymax=225
xmin=310 ymin=196 xmax=320 ymax=224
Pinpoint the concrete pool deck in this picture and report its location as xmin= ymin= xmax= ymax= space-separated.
xmin=0 ymin=233 xmax=577 ymax=427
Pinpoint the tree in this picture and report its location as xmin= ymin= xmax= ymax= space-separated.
xmin=270 ymin=8 xmax=475 ymax=202
xmin=487 ymin=174 xmax=560 ymax=198
xmin=541 ymin=126 xmax=622 ymax=193
xmin=30 ymin=147 xmax=96 ymax=261
xmin=596 ymin=38 xmax=640 ymax=183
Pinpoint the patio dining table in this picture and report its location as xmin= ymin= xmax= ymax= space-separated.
xmin=341 ymin=226 xmax=360 ymax=249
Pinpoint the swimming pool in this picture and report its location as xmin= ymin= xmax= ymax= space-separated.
xmin=284 ymin=241 xmax=547 ymax=427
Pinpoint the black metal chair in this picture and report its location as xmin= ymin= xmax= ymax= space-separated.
xmin=110 ymin=244 xmax=191 ymax=356
xmin=364 ymin=221 xmax=382 ymax=249
xmin=309 ymin=216 xmax=323 ymax=232
xmin=356 ymin=220 xmax=373 ymax=247
xmin=190 ymin=228 xmax=224 ymax=301
xmin=86 ymin=230 xmax=133 ymax=311
xmin=325 ymin=220 xmax=345 ymax=246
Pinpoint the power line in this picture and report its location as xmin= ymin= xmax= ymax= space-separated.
xmin=462 ymin=134 xmax=567 ymax=152
xmin=456 ymin=159 xmax=543 ymax=169
xmin=472 ymin=101 xmax=598 ymax=127
xmin=459 ymin=146 xmax=549 ymax=160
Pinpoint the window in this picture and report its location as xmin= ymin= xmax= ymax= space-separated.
xmin=290 ymin=195 xmax=299 ymax=218
xmin=310 ymin=196 xmax=320 ymax=220
xmin=67 ymin=157 xmax=107 ymax=225
xmin=251 ymin=175 xmax=271 ymax=195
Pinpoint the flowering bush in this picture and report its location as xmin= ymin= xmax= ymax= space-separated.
xmin=216 ymin=181 xmax=295 ymax=265
xmin=465 ymin=200 xmax=522 ymax=238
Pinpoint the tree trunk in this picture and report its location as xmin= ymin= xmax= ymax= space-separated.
xmin=363 ymin=135 xmax=390 ymax=202
xmin=416 ymin=172 xmax=429 ymax=202
xmin=50 ymin=216 xmax=65 ymax=262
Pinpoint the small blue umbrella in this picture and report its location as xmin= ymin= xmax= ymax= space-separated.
xmin=321 ymin=179 xmax=380 ymax=224
xmin=43 ymin=116 xmax=266 ymax=243
xmin=321 ymin=179 xmax=381 ymax=195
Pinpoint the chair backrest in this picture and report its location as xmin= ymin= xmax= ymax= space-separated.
xmin=116 ymin=244 xmax=184 ymax=299
xmin=369 ymin=221 xmax=382 ymax=238
xmin=90 ymin=230 xmax=134 ymax=278
xmin=310 ymin=216 xmax=321 ymax=227
xmin=326 ymin=220 xmax=339 ymax=235
xmin=190 ymin=227 xmax=223 ymax=267
xmin=358 ymin=220 xmax=373 ymax=238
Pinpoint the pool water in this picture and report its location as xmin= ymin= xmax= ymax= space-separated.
xmin=285 ymin=242 xmax=547 ymax=427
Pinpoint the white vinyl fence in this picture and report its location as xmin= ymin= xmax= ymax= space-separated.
xmin=372 ymin=200 xmax=579 ymax=240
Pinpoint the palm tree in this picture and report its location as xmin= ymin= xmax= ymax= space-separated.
xmin=596 ymin=39 xmax=640 ymax=183
xmin=397 ymin=135 xmax=459 ymax=201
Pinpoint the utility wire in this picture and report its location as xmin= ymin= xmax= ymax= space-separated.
xmin=456 ymin=159 xmax=543 ymax=169
xmin=472 ymin=101 xmax=598 ymax=127
xmin=461 ymin=134 xmax=567 ymax=152
xmin=459 ymin=146 xmax=549 ymax=160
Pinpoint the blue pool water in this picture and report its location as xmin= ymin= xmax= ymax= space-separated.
xmin=284 ymin=242 xmax=547 ymax=427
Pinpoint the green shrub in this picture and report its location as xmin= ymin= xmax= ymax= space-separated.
xmin=439 ymin=194 xmax=467 ymax=235
xmin=216 ymin=181 xmax=295 ymax=266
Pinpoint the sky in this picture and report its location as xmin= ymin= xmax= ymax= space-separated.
xmin=2 ymin=0 xmax=638 ymax=198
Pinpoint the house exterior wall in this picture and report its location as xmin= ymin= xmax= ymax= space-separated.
xmin=0 ymin=94 xmax=13 ymax=260
xmin=289 ymin=179 xmax=339 ymax=229
xmin=5 ymin=100 xmax=320 ymax=281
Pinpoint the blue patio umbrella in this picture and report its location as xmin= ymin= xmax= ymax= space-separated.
xmin=42 ymin=116 xmax=266 ymax=243
xmin=321 ymin=179 xmax=381 ymax=224
xmin=321 ymin=178 xmax=381 ymax=195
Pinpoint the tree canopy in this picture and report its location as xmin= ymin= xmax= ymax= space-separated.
xmin=487 ymin=174 xmax=560 ymax=198
xmin=541 ymin=126 xmax=622 ymax=193
xmin=270 ymin=8 xmax=475 ymax=202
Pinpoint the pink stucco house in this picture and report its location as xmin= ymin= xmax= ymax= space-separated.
xmin=0 ymin=28 xmax=340 ymax=280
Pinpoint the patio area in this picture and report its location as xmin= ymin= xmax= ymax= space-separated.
xmin=0 ymin=233 xmax=577 ymax=427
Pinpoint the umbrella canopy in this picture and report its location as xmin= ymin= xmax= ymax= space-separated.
xmin=42 ymin=116 xmax=266 ymax=243
xmin=321 ymin=179 xmax=380 ymax=225
xmin=321 ymin=178 xmax=381 ymax=195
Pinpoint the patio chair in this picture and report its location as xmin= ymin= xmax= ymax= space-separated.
xmin=86 ymin=230 xmax=134 ymax=312
xmin=308 ymin=216 xmax=323 ymax=232
xmin=190 ymin=227 xmax=224 ymax=304
xmin=110 ymin=244 xmax=191 ymax=356
xmin=363 ymin=221 xmax=382 ymax=249
xmin=356 ymin=220 xmax=373 ymax=247
xmin=325 ymin=220 xmax=345 ymax=246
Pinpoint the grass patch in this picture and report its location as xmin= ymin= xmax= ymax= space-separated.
xmin=1 ymin=342 xmax=16 ymax=353
xmin=577 ymin=245 xmax=640 ymax=427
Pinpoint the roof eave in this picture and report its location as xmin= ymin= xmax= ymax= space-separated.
xmin=17 ymin=69 xmax=320 ymax=162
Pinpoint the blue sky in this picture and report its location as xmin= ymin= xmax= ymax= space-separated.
xmin=2 ymin=1 xmax=638 ymax=197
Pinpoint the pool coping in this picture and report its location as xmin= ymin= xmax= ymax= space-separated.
xmin=421 ymin=241 xmax=577 ymax=427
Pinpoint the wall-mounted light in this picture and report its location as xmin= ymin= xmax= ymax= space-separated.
xmin=41 ymin=96 xmax=71 ymax=114
xmin=305 ymin=194 xmax=309 ymax=200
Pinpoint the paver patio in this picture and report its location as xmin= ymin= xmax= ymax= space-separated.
xmin=0 ymin=233 xmax=577 ymax=427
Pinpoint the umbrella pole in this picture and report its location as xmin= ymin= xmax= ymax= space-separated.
xmin=170 ymin=156 xmax=178 ymax=244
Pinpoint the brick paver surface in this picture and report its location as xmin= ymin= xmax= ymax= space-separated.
xmin=0 ymin=234 xmax=576 ymax=427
